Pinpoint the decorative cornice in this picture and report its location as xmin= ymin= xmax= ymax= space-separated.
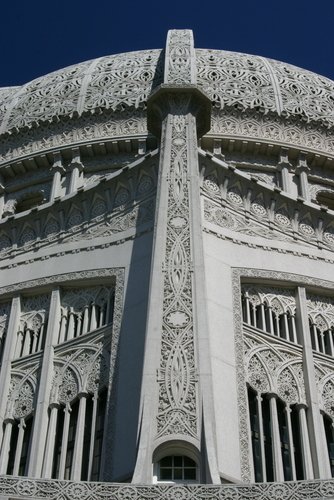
xmin=1 ymin=476 xmax=334 ymax=499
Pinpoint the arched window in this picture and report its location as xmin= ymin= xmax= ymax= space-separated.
xmin=50 ymin=389 xmax=107 ymax=481
xmin=153 ymin=442 xmax=200 ymax=483
xmin=157 ymin=455 xmax=198 ymax=482
xmin=323 ymin=413 xmax=334 ymax=476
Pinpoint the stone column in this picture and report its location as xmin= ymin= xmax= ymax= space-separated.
xmin=27 ymin=288 xmax=61 ymax=478
xmin=87 ymin=392 xmax=98 ymax=480
xmin=71 ymin=393 xmax=87 ymax=481
xmin=133 ymin=30 xmax=219 ymax=483
xmin=0 ymin=419 xmax=14 ymax=473
xmin=296 ymin=287 xmax=331 ymax=478
xmin=296 ymin=153 xmax=310 ymax=201
xmin=0 ymin=296 xmax=21 ymax=446
xmin=0 ymin=173 xmax=6 ymax=220
xmin=277 ymin=148 xmax=293 ymax=193
xmin=42 ymin=404 xmax=59 ymax=478
xmin=296 ymin=403 xmax=314 ymax=479
xmin=49 ymin=152 xmax=65 ymax=202
xmin=268 ymin=393 xmax=284 ymax=481
xmin=285 ymin=406 xmax=296 ymax=480
xmin=68 ymin=148 xmax=84 ymax=193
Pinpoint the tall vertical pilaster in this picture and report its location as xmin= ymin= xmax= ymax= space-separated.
xmin=28 ymin=288 xmax=61 ymax=477
xmin=0 ymin=296 xmax=21 ymax=445
xmin=296 ymin=287 xmax=331 ymax=478
xmin=133 ymin=30 xmax=218 ymax=483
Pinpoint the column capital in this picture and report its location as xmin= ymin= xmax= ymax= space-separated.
xmin=147 ymin=85 xmax=211 ymax=138
xmin=164 ymin=30 xmax=197 ymax=85
xmin=277 ymin=147 xmax=292 ymax=172
xmin=147 ymin=29 xmax=211 ymax=138
xmin=50 ymin=151 xmax=65 ymax=174
xmin=267 ymin=392 xmax=279 ymax=400
xmin=295 ymin=402 xmax=308 ymax=411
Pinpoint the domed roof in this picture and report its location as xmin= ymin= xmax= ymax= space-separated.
xmin=1 ymin=47 xmax=334 ymax=135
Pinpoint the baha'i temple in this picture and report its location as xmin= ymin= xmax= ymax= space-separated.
xmin=0 ymin=29 xmax=334 ymax=499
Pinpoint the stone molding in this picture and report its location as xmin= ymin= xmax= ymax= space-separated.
xmin=209 ymin=108 xmax=334 ymax=158
xmin=1 ymin=476 xmax=334 ymax=499
xmin=0 ymin=109 xmax=149 ymax=169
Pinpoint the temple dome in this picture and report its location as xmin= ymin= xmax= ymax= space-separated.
xmin=0 ymin=48 xmax=334 ymax=136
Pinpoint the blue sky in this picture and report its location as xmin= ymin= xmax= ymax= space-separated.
xmin=1 ymin=0 xmax=333 ymax=87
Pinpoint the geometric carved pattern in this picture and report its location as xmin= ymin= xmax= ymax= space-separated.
xmin=244 ymin=332 xmax=306 ymax=405
xmin=165 ymin=30 xmax=195 ymax=84
xmin=157 ymin=111 xmax=198 ymax=439
xmin=196 ymin=49 xmax=278 ymax=113
xmin=52 ymin=344 xmax=109 ymax=405
xmin=196 ymin=48 xmax=334 ymax=126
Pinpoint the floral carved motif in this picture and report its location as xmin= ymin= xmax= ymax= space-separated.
xmin=6 ymin=367 xmax=38 ymax=420
xmin=245 ymin=332 xmax=305 ymax=405
xmin=52 ymin=343 xmax=110 ymax=404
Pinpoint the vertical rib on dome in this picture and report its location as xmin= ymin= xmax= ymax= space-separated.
xmin=164 ymin=30 xmax=197 ymax=85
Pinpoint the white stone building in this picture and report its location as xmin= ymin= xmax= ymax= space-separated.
xmin=0 ymin=29 xmax=333 ymax=499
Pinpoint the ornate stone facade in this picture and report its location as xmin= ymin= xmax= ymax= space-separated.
xmin=0 ymin=28 xmax=333 ymax=499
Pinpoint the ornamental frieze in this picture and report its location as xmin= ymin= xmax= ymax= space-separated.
xmin=0 ymin=161 xmax=157 ymax=261
xmin=201 ymin=155 xmax=334 ymax=252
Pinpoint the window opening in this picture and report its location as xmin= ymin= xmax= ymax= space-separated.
xmin=242 ymin=289 xmax=297 ymax=344
xmin=158 ymin=455 xmax=197 ymax=481
xmin=15 ymin=192 xmax=44 ymax=214
xmin=323 ymin=414 xmax=334 ymax=477
xmin=247 ymin=389 xmax=307 ymax=482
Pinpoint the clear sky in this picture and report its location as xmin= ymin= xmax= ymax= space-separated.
xmin=1 ymin=0 xmax=333 ymax=87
